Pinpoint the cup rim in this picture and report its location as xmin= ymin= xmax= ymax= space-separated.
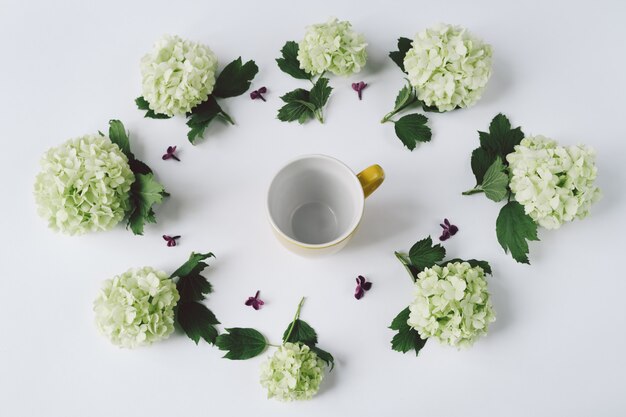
xmin=266 ymin=154 xmax=365 ymax=249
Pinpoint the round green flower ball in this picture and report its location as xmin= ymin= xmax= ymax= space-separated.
xmin=297 ymin=17 xmax=367 ymax=76
xmin=34 ymin=134 xmax=135 ymax=235
xmin=507 ymin=135 xmax=601 ymax=230
xmin=404 ymin=23 xmax=492 ymax=112
xmin=93 ymin=266 xmax=180 ymax=348
xmin=408 ymin=262 xmax=495 ymax=348
xmin=260 ymin=342 xmax=325 ymax=401
xmin=140 ymin=34 xmax=218 ymax=116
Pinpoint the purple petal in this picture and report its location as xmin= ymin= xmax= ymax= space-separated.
xmin=354 ymin=287 xmax=364 ymax=299
xmin=439 ymin=231 xmax=450 ymax=241
xmin=256 ymin=299 xmax=264 ymax=306
xmin=362 ymin=281 xmax=372 ymax=291
xmin=449 ymin=225 xmax=459 ymax=235
xmin=162 ymin=235 xmax=169 ymax=241
xmin=252 ymin=302 xmax=260 ymax=310
xmin=245 ymin=298 xmax=254 ymax=306
xmin=351 ymin=83 xmax=358 ymax=91
xmin=162 ymin=154 xmax=170 ymax=160
xmin=440 ymin=223 xmax=446 ymax=229
xmin=168 ymin=146 xmax=177 ymax=153
xmin=258 ymin=86 xmax=267 ymax=94
xmin=356 ymin=275 xmax=366 ymax=285
xmin=444 ymin=218 xmax=451 ymax=227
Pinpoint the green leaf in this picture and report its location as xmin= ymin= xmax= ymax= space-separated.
xmin=394 ymin=251 xmax=419 ymax=282
xmin=127 ymin=173 xmax=168 ymax=235
xmin=443 ymin=259 xmax=493 ymax=275
xmin=277 ymin=88 xmax=315 ymax=124
xmin=393 ymin=82 xmax=415 ymax=111
xmin=171 ymin=252 xmax=215 ymax=302
xmin=311 ymin=346 xmax=335 ymax=371
xmin=213 ymin=58 xmax=258 ymax=98
xmin=389 ymin=307 xmax=427 ymax=355
xmin=135 ymin=96 xmax=172 ymax=119
xmin=171 ymin=252 xmax=214 ymax=278
xmin=408 ymin=236 xmax=446 ymax=270
xmin=478 ymin=114 xmax=524 ymax=162
xmin=496 ymin=201 xmax=539 ymax=264
xmin=276 ymin=41 xmax=312 ymax=80
xmin=186 ymin=96 xmax=233 ymax=143
xmin=177 ymin=301 xmax=220 ymax=345
xmin=481 ymin=157 xmax=509 ymax=202
xmin=309 ymin=77 xmax=332 ymax=109
xmin=215 ymin=328 xmax=267 ymax=360
xmin=389 ymin=37 xmax=413 ymax=73
xmin=108 ymin=120 xmax=131 ymax=156
xmin=471 ymin=147 xmax=496 ymax=185
xmin=282 ymin=319 xmax=318 ymax=346
xmin=394 ymin=113 xmax=432 ymax=150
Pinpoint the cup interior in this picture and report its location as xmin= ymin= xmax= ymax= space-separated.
xmin=268 ymin=155 xmax=364 ymax=246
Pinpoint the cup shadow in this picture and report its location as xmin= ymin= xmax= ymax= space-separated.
xmin=344 ymin=196 xmax=420 ymax=252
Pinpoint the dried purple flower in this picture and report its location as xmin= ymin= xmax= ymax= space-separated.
xmin=351 ymin=81 xmax=367 ymax=100
xmin=354 ymin=275 xmax=372 ymax=300
xmin=245 ymin=290 xmax=265 ymax=310
xmin=439 ymin=218 xmax=459 ymax=241
xmin=162 ymin=235 xmax=180 ymax=247
xmin=162 ymin=146 xmax=180 ymax=161
xmin=250 ymin=86 xmax=267 ymax=102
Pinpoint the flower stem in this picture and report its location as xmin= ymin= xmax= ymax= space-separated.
xmin=219 ymin=111 xmax=235 ymax=125
xmin=314 ymin=108 xmax=324 ymax=124
xmin=462 ymin=186 xmax=484 ymax=196
xmin=283 ymin=297 xmax=305 ymax=344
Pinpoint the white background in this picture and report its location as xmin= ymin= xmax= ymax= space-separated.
xmin=1 ymin=0 xmax=625 ymax=415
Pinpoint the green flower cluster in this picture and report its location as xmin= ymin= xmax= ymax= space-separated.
xmin=507 ymin=135 xmax=601 ymax=230
xmin=404 ymin=23 xmax=492 ymax=112
xmin=93 ymin=266 xmax=180 ymax=348
xmin=259 ymin=342 xmax=325 ymax=401
xmin=34 ymin=134 xmax=135 ymax=235
xmin=140 ymin=34 xmax=218 ymax=116
xmin=408 ymin=262 xmax=495 ymax=347
xmin=297 ymin=17 xmax=367 ymax=76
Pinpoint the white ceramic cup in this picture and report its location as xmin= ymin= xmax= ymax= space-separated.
xmin=267 ymin=154 xmax=384 ymax=256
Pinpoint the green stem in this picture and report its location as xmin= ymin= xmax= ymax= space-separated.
xmin=283 ymin=297 xmax=305 ymax=344
xmin=219 ymin=111 xmax=235 ymax=125
xmin=314 ymin=108 xmax=324 ymax=124
xmin=395 ymin=252 xmax=417 ymax=283
xmin=462 ymin=186 xmax=484 ymax=196
xmin=381 ymin=95 xmax=418 ymax=123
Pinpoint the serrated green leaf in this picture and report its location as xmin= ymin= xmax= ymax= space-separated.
xmin=389 ymin=307 xmax=427 ymax=355
xmin=277 ymin=101 xmax=314 ymax=124
xmin=311 ymin=346 xmax=335 ymax=371
xmin=213 ymin=57 xmax=258 ymax=98
xmin=171 ymin=252 xmax=215 ymax=302
xmin=108 ymin=120 xmax=131 ymax=156
xmin=408 ymin=236 xmax=446 ymax=270
xmin=471 ymin=147 xmax=496 ymax=185
xmin=496 ymin=201 xmax=539 ymax=264
xmin=443 ymin=259 xmax=493 ymax=275
xmin=276 ymin=41 xmax=312 ymax=80
xmin=282 ymin=319 xmax=318 ymax=346
xmin=127 ymin=173 xmax=168 ymax=235
xmin=176 ymin=301 xmax=220 ymax=345
xmin=389 ymin=37 xmax=412 ymax=73
xmin=394 ymin=113 xmax=432 ymax=150
xmin=135 ymin=96 xmax=172 ymax=119
xmin=171 ymin=252 xmax=214 ymax=278
xmin=478 ymin=114 xmax=524 ymax=161
xmin=482 ymin=157 xmax=509 ymax=202
xmin=216 ymin=328 xmax=267 ymax=360
xmin=310 ymin=77 xmax=332 ymax=109
xmin=186 ymin=96 xmax=233 ymax=143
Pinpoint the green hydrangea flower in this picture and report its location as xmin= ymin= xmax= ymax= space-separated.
xmin=404 ymin=23 xmax=492 ymax=112
xmin=297 ymin=17 xmax=367 ymax=76
xmin=408 ymin=262 xmax=495 ymax=348
xmin=94 ymin=267 xmax=180 ymax=348
xmin=507 ymin=135 xmax=601 ymax=230
xmin=140 ymin=34 xmax=218 ymax=116
xmin=34 ymin=134 xmax=135 ymax=235
xmin=260 ymin=342 xmax=325 ymax=401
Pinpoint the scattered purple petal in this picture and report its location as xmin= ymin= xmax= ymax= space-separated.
xmin=250 ymin=87 xmax=267 ymax=102
xmin=439 ymin=218 xmax=459 ymax=241
xmin=354 ymin=275 xmax=372 ymax=300
xmin=162 ymin=146 xmax=180 ymax=161
xmin=245 ymin=290 xmax=265 ymax=310
xmin=351 ymin=81 xmax=367 ymax=100
xmin=162 ymin=235 xmax=180 ymax=247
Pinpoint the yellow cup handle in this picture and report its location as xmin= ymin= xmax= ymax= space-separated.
xmin=357 ymin=164 xmax=385 ymax=198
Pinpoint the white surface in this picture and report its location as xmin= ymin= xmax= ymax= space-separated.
xmin=1 ymin=1 xmax=625 ymax=415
